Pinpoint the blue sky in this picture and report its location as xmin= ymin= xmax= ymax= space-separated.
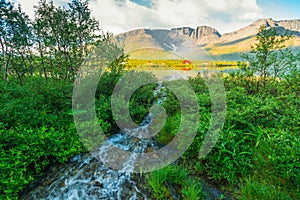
xmin=130 ymin=0 xmax=153 ymax=8
xmin=17 ymin=0 xmax=300 ymax=34
xmin=131 ymin=0 xmax=300 ymax=20
xmin=130 ymin=0 xmax=300 ymax=18
xmin=257 ymin=0 xmax=300 ymax=19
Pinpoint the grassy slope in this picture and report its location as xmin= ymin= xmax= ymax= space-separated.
xmin=206 ymin=36 xmax=300 ymax=55
xmin=126 ymin=36 xmax=300 ymax=61
xmin=127 ymin=49 xmax=182 ymax=60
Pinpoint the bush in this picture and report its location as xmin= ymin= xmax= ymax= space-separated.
xmin=0 ymin=77 xmax=73 ymax=129
xmin=0 ymin=70 xmax=159 ymax=199
xmin=180 ymin=73 xmax=299 ymax=196
xmin=0 ymin=125 xmax=85 ymax=199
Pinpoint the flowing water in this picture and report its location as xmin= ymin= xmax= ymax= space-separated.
xmin=21 ymin=133 xmax=158 ymax=200
xmin=21 ymin=81 xmax=233 ymax=200
xmin=21 ymin=83 xmax=165 ymax=200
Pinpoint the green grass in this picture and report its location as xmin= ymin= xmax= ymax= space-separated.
xmin=238 ymin=178 xmax=293 ymax=200
xmin=148 ymin=165 xmax=204 ymax=200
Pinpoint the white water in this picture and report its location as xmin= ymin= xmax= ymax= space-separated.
xmin=21 ymin=83 xmax=165 ymax=200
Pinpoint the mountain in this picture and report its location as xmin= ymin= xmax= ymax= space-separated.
xmin=115 ymin=18 xmax=300 ymax=60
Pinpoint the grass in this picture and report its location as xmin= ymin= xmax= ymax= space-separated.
xmin=127 ymin=59 xmax=242 ymax=71
xmin=238 ymin=178 xmax=293 ymax=200
xmin=148 ymin=165 xmax=204 ymax=200
xmin=206 ymin=36 xmax=300 ymax=55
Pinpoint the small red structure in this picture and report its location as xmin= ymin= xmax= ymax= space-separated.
xmin=182 ymin=60 xmax=192 ymax=65
xmin=182 ymin=67 xmax=192 ymax=71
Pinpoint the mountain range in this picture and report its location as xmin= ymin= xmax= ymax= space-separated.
xmin=115 ymin=18 xmax=300 ymax=60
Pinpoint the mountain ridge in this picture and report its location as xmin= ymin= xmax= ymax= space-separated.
xmin=115 ymin=18 xmax=300 ymax=60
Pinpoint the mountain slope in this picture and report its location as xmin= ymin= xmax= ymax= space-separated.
xmin=116 ymin=18 xmax=300 ymax=60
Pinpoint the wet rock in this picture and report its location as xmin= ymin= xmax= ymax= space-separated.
xmin=93 ymin=181 xmax=103 ymax=188
xmin=145 ymin=147 xmax=155 ymax=153
xmin=135 ymin=138 xmax=141 ymax=143
xmin=58 ymin=181 xmax=65 ymax=188
xmin=71 ymin=155 xmax=82 ymax=162
xmin=166 ymin=182 xmax=183 ymax=200
xmin=152 ymin=153 xmax=159 ymax=159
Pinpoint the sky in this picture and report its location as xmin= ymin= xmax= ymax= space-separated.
xmin=16 ymin=0 xmax=300 ymax=35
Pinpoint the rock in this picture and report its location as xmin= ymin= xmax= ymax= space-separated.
xmin=171 ymin=27 xmax=194 ymax=37
xmin=191 ymin=26 xmax=221 ymax=43
xmin=93 ymin=181 xmax=103 ymax=188
xmin=115 ymin=18 xmax=300 ymax=58
xmin=145 ymin=147 xmax=154 ymax=153
xmin=152 ymin=153 xmax=159 ymax=159
xmin=134 ymin=138 xmax=141 ymax=143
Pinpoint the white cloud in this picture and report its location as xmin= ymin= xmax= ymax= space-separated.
xmin=90 ymin=0 xmax=262 ymax=34
xmin=16 ymin=0 xmax=68 ymax=19
xmin=17 ymin=0 xmax=40 ymax=19
xmin=16 ymin=0 xmax=263 ymax=35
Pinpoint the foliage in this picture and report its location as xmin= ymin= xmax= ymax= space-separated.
xmin=148 ymin=165 xmax=204 ymax=200
xmin=95 ymin=71 xmax=157 ymax=135
xmin=0 ymin=1 xmax=159 ymax=199
xmin=238 ymin=178 xmax=293 ymax=200
xmin=178 ymin=71 xmax=299 ymax=197
xmin=156 ymin=114 xmax=180 ymax=145
xmin=242 ymin=25 xmax=292 ymax=78
xmin=0 ymin=77 xmax=83 ymax=199
xmin=0 ymin=70 xmax=157 ymax=199
xmin=0 ymin=0 xmax=101 ymax=82
xmin=181 ymin=178 xmax=204 ymax=200
xmin=1 ymin=1 xmax=299 ymax=199
xmin=0 ymin=125 xmax=85 ymax=199
xmin=212 ymin=60 xmax=243 ymax=67
xmin=33 ymin=0 xmax=101 ymax=80
xmin=240 ymin=25 xmax=300 ymax=92
xmin=0 ymin=77 xmax=73 ymax=129
xmin=253 ymin=128 xmax=300 ymax=195
xmin=0 ymin=0 xmax=34 ymax=81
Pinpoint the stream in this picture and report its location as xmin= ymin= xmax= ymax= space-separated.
xmin=21 ymin=83 xmax=165 ymax=200
xmin=21 ymin=81 xmax=233 ymax=200
xmin=21 ymin=132 xmax=157 ymax=200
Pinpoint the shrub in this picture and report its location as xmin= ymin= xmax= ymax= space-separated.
xmin=0 ymin=125 xmax=85 ymax=199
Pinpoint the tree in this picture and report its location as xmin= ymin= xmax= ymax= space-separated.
xmin=0 ymin=0 xmax=118 ymax=82
xmin=0 ymin=0 xmax=34 ymax=82
xmin=34 ymin=0 xmax=101 ymax=80
xmin=241 ymin=25 xmax=297 ymax=91
xmin=68 ymin=0 xmax=100 ymax=65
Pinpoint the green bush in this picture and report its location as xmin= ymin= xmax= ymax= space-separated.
xmin=0 ymin=78 xmax=73 ymax=129
xmin=0 ymin=70 xmax=158 ymax=199
xmin=0 ymin=125 xmax=85 ymax=199
xmin=179 ymin=73 xmax=299 ymax=197
xmin=253 ymin=129 xmax=300 ymax=197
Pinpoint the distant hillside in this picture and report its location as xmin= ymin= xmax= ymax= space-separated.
xmin=115 ymin=18 xmax=300 ymax=60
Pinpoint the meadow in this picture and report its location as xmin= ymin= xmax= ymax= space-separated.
xmin=0 ymin=0 xmax=299 ymax=199
xmin=127 ymin=59 xmax=242 ymax=71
